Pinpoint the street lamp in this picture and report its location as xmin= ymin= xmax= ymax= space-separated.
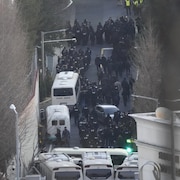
xmin=61 ymin=0 xmax=73 ymax=11
xmin=9 ymin=104 xmax=20 ymax=180
xmin=131 ymin=94 xmax=159 ymax=109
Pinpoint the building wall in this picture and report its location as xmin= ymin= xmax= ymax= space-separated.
xmin=131 ymin=111 xmax=180 ymax=180
xmin=19 ymin=72 xmax=39 ymax=176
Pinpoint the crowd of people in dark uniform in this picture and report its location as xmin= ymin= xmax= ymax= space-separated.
xmin=76 ymin=106 xmax=136 ymax=148
xmin=65 ymin=15 xmax=143 ymax=46
xmin=54 ymin=15 xmax=141 ymax=149
xmin=56 ymin=46 xmax=91 ymax=75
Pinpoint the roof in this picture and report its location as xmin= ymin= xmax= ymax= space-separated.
xmin=46 ymin=105 xmax=70 ymax=120
xmin=39 ymin=152 xmax=71 ymax=162
xmin=52 ymin=147 xmax=128 ymax=156
xmin=96 ymin=104 xmax=119 ymax=109
xmin=82 ymin=151 xmax=113 ymax=166
xmin=45 ymin=160 xmax=81 ymax=170
xmin=38 ymin=153 xmax=81 ymax=170
xmin=52 ymin=71 xmax=79 ymax=89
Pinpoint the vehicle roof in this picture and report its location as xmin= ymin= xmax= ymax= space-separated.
xmin=83 ymin=158 xmax=113 ymax=166
xmin=96 ymin=104 xmax=119 ymax=109
xmin=82 ymin=152 xmax=113 ymax=166
xmin=120 ymin=152 xmax=138 ymax=167
xmin=123 ymin=152 xmax=138 ymax=162
xmin=38 ymin=153 xmax=81 ymax=170
xmin=38 ymin=152 xmax=71 ymax=162
xmin=52 ymin=147 xmax=128 ymax=156
xmin=46 ymin=105 xmax=70 ymax=120
xmin=43 ymin=160 xmax=81 ymax=170
xmin=52 ymin=71 xmax=79 ymax=89
xmin=82 ymin=151 xmax=111 ymax=160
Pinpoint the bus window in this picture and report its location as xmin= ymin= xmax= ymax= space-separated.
xmin=59 ymin=120 xmax=65 ymax=125
xmin=52 ymin=120 xmax=58 ymax=126
xmin=118 ymin=171 xmax=135 ymax=179
xmin=54 ymin=88 xmax=73 ymax=96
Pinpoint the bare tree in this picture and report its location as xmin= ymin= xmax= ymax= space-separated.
xmin=132 ymin=20 xmax=163 ymax=113
xmin=0 ymin=2 xmax=32 ymax=176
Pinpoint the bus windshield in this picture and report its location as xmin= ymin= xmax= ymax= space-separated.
xmin=118 ymin=171 xmax=136 ymax=179
xmin=86 ymin=169 xmax=112 ymax=179
xmin=55 ymin=171 xmax=81 ymax=180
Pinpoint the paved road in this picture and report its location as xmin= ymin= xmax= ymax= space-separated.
xmin=44 ymin=0 xmax=135 ymax=148
xmin=70 ymin=0 xmax=134 ymax=147
xmin=74 ymin=0 xmax=126 ymax=28
xmin=73 ymin=0 xmax=133 ymax=112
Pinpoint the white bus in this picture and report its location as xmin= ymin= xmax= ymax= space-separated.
xmin=46 ymin=105 xmax=70 ymax=142
xmin=51 ymin=71 xmax=81 ymax=109
xmin=52 ymin=147 xmax=128 ymax=168
xmin=37 ymin=152 xmax=83 ymax=180
xmin=115 ymin=166 xmax=139 ymax=180
xmin=115 ymin=152 xmax=139 ymax=180
xmin=82 ymin=151 xmax=114 ymax=180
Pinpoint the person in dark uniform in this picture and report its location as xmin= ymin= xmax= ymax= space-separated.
xmin=55 ymin=128 xmax=62 ymax=146
xmin=81 ymin=23 xmax=89 ymax=45
xmin=89 ymin=22 xmax=95 ymax=46
xmin=121 ymin=77 xmax=130 ymax=106
xmin=62 ymin=127 xmax=70 ymax=147
xmin=73 ymin=20 xmax=82 ymax=45
xmin=95 ymin=55 xmax=101 ymax=71
xmin=96 ymin=22 xmax=104 ymax=44
xmin=73 ymin=104 xmax=80 ymax=125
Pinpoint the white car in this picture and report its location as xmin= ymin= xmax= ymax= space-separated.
xmin=95 ymin=104 xmax=120 ymax=123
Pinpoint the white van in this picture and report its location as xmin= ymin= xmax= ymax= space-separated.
xmin=51 ymin=71 xmax=81 ymax=109
xmin=46 ymin=105 xmax=70 ymax=141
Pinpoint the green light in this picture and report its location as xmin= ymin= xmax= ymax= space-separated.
xmin=126 ymin=147 xmax=133 ymax=154
xmin=126 ymin=139 xmax=132 ymax=143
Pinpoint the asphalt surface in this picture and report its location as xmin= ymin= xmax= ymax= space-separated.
xmin=42 ymin=0 xmax=135 ymax=149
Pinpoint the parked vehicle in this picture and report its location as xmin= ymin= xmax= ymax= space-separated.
xmin=51 ymin=71 xmax=81 ymax=110
xmin=115 ymin=152 xmax=139 ymax=180
xmin=82 ymin=151 xmax=114 ymax=180
xmin=46 ymin=105 xmax=70 ymax=142
xmin=115 ymin=166 xmax=139 ymax=180
xmin=95 ymin=104 xmax=120 ymax=123
xmin=37 ymin=152 xmax=83 ymax=180
xmin=52 ymin=147 xmax=128 ymax=168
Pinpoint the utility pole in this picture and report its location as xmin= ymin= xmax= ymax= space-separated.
xmin=10 ymin=104 xmax=20 ymax=180
xmin=41 ymin=29 xmax=76 ymax=80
